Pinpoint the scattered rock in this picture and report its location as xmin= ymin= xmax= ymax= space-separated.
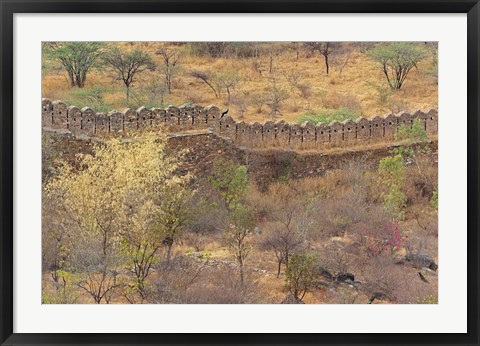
xmin=281 ymin=293 xmax=305 ymax=304
xmin=418 ymin=272 xmax=430 ymax=283
xmin=336 ymin=272 xmax=355 ymax=283
xmin=421 ymin=267 xmax=438 ymax=277
xmin=368 ymin=291 xmax=388 ymax=304
xmin=314 ymin=281 xmax=330 ymax=289
xmin=317 ymin=266 xmax=334 ymax=280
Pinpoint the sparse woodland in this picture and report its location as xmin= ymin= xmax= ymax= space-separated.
xmin=42 ymin=42 xmax=438 ymax=124
xmin=42 ymin=42 xmax=438 ymax=304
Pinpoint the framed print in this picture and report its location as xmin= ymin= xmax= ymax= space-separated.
xmin=1 ymin=0 xmax=479 ymax=345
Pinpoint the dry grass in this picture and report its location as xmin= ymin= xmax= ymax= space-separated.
xmin=42 ymin=42 xmax=438 ymax=124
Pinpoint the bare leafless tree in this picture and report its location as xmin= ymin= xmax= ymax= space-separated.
xmin=332 ymin=54 xmax=351 ymax=76
xmin=225 ymin=225 xmax=251 ymax=285
xmin=189 ymin=70 xmax=219 ymax=98
xmin=304 ymin=42 xmax=334 ymax=74
xmin=231 ymin=91 xmax=250 ymax=119
xmin=156 ymin=47 xmax=180 ymax=93
xmin=103 ymin=47 xmax=155 ymax=102
xmin=215 ymin=71 xmax=241 ymax=103
xmin=260 ymin=223 xmax=305 ymax=277
xmin=257 ymin=184 xmax=310 ymax=277
xmin=266 ymin=78 xmax=289 ymax=118
xmin=251 ymin=93 xmax=267 ymax=114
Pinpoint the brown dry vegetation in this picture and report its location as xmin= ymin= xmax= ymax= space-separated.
xmin=42 ymin=143 xmax=438 ymax=304
xmin=42 ymin=42 xmax=438 ymax=304
xmin=42 ymin=42 xmax=438 ymax=123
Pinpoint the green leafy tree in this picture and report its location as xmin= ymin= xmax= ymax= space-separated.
xmin=285 ymin=252 xmax=318 ymax=302
xmin=120 ymin=183 xmax=192 ymax=302
xmin=210 ymin=159 xmax=253 ymax=284
xmin=380 ymin=120 xmax=431 ymax=219
xmin=395 ymin=119 xmax=429 ymax=158
xmin=45 ymin=42 xmax=106 ymax=88
xmin=156 ymin=186 xmax=194 ymax=263
xmin=103 ymin=47 xmax=156 ymax=102
xmin=210 ymin=159 xmax=249 ymax=212
xmin=383 ymin=184 xmax=408 ymax=220
xmin=379 ymin=154 xmax=407 ymax=220
xmin=368 ymin=42 xmax=428 ymax=90
xmin=395 ymin=119 xmax=436 ymax=201
xmin=224 ymin=205 xmax=255 ymax=285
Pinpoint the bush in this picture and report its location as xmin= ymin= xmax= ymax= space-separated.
xmin=297 ymin=107 xmax=359 ymax=125
xmin=416 ymin=294 xmax=438 ymax=304
xmin=285 ymin=252 xmax=319 ymax=301
xmin=128 ymin=82 xmax=168 ymax=109
xmin=189 ymin=42 xmax=260 ymax=58
xmin=379 ymin=154 xmax=407 ymax=220
xmin=383 ymin=185 xmax=407 ymax=220
xmin=431 ymin=188 xmax=438 ymax=210
xmin=65 ymin=86 xmax=114 ymax=113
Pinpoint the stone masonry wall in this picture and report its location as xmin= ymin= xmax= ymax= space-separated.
xmin=42 ymin=98 xmax=438 ymax=151
xmin=43 ymin=127 xmax=437 ymax=191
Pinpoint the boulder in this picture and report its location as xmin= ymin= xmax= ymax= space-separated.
xmin=335 ymin=272 xmax=355 ymax=283
xmin=405 ymin=253 xmax=438 ymax=271
xmin=368 ymin=291 xmax=388 ymax=304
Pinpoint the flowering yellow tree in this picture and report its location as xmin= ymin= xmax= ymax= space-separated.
xmin=44 ymin=133 xmax=193 ymax=303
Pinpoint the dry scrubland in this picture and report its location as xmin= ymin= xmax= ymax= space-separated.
xmin=42 ymin=131 xmax=438 ymax=304
xmin=42 ymin=42 xmax=438 ymax=123
xmin=42 ymin=42 xmax=438 ymax=304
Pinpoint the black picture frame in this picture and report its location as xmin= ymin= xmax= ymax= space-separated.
xmin=1 ymin=1 xmax=479 ymax=345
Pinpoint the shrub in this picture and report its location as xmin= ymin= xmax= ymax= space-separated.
xmin=416 ymin=294 xmax=438 ymax=304
xmin=431 ymin=188 xmax=438 ymax=210
xmin=285 ymin=252 xmax=318 ymax=301
xmin=379 ymin=154 xmax=407 ymax=220
xmin=383 ymin=185 xmax=407 ymax=219
xmin=65 ymin=86 xmax=114 ymax=113
xmin=189 ymin=42 xmax=260 ymax=59
xmin=297 ymin=107 xmax=359 ymax=125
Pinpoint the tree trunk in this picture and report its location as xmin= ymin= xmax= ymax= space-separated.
xmin=325 ymin=55 xmax=329 ymax=75
xmin=277 ymin=260 xmax=282 ymax=278
xmin=138 ymin=279 xmax=147 ymax=301
xmin=68 ymin=72 xmax=75 ymax=88
xmin=239 ymin=264 xmax=244 ymax=285
xmin=205 ymin=81 xmax=218 ymax=98
xmin=167 ymin=76 xmax=172 ymax=94
xmin=166 ymin=243 xmax=173 ymax=263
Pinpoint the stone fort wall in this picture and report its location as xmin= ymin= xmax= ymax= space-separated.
xmin=42 ymin=98 xmax=438 ymax=150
